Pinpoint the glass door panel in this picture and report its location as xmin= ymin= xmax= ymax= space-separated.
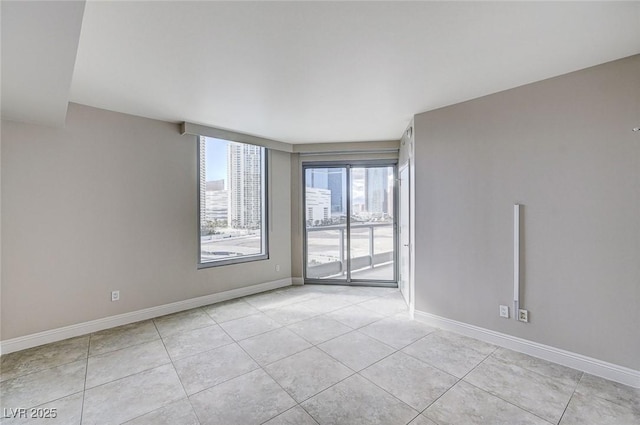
xmin=349 ymin=167 xmax=395 ymax=282
xmin=305 ymin=167 xmax=348 ymax=280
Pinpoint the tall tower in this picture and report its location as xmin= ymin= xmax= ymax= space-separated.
xmin=199 ymin=136 xmax=207 ymax=228
xmin=227 ymin=143 xmax=263 ymax=229
xmin=365 ymin=168 xmax=388 ymax=214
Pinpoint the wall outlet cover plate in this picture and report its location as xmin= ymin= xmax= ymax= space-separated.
xmin=518 ymin=309 xmax=529 ymax=322
xmin=499 ymin=305 xmax=509 ymax=318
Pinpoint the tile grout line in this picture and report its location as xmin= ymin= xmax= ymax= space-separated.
xmin=399 ymin=333 xmax=477 ymax=381
xmin=0 ymin=337 xmax=92 ymax=385
xmin=258 ymin=404 xmax=320 ymax=425
xmin=570 ymin=373 xmax=640 ymax=414
xmin=88 ymin=321 xmax=164 ymax=358
xmin=556 ymin=370 xmax=586 ymax=424
xmin=213 ymin=319 xmax=301 ymax=424
xmin=416 ymin=345 xmax=499 ymax=422
xmin=490 ymin=348 xmax=586 ymax=390
xmin=355 ymin=366 xmax=427 ymax=414
xmin=0 ymin=338 xmax=92 ymax=423
xmin=556 ymin=371 xmax=588 ymax=425
xmin=78 ymin=333 xmax=91 ymax=425
xmin=149 ymin=319 xmax=202 ymax=425
xmin=455 ymin=350 xmax=559 ymax=425
xmin=481 ymin=348 xmax=583 ymax=422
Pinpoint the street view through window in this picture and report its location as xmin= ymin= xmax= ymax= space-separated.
xmin=199 ymin=136 xmax=266 ymax=265
xmin=305 ymin=166 xmax=395 ymax=281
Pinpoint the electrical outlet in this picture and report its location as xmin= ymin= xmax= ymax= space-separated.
xmin=111 ymin=290 xmax=120 ymax=302
xmin=276 ymin=264 xmax=280 ymax=272
xmin=518 ymin=309 xmax=529 ymax=322
xmin=499 ymin=305 xmax=509 ymax=318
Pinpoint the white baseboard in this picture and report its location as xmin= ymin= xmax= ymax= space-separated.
xmin=414 ymin=310 xmax=640 ymax=389
xmin=0 ymin=278 xmax=292 ymax=356
xmin=292 ymin=277 xmax=304 ymax=286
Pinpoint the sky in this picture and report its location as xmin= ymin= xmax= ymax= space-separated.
xmin=205 ymin=137 xmax=228 ymax=182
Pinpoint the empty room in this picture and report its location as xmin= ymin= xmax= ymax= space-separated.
xmin=1 ymin=1 xmax=639 ymax=424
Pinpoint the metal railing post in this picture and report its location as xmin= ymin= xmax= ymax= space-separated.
xmin=369 ymin=225 xmax=374 ymax=269
xmin=340 ymin=227 xmax=345 ymax=274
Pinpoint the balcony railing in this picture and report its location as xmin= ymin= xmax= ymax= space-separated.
xmin=306 ymin=222 xmax=394 ymax=280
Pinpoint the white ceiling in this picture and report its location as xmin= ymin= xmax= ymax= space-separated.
xmin=3 ymin=2 xmax=640 ymax=143
xmin=1 ymin=1 xmax=85 ymax=126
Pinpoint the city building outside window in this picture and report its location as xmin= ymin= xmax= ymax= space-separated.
xmin=198 ymin=136 xmax=268 ymax=267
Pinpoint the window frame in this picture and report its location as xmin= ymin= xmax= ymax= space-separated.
xmin=197 ymin=136 xmax=269 ymax=268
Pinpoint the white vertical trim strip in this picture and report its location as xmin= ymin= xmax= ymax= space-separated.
xmin=514 ymin=204 xmax=520 ymax=319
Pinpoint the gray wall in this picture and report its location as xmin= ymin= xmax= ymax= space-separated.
xmin=413 ymin=55 xmax=640 ymax=370
xmin=1 ymin=103 xmax=291 ymax=340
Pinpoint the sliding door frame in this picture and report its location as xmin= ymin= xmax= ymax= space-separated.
xmin=302 ymin=160 xmax=398 ymax=287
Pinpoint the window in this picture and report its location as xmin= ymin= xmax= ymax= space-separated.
xmin=198 ymin=136 xmax=268 ymax=267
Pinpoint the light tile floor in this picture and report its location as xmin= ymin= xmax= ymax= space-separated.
xmin=1 ymin=285 xmax=639 ymax=425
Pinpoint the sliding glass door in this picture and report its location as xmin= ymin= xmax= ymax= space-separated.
xmin=304 ymin=167 xmax=348 ymax=281
xmin=304 ymin=162 xmax=396 ymax=286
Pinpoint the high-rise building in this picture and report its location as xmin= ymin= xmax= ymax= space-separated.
xmin=327 ymin=170 xmax=345 ymax=215
xmin=206 ymin=179 xmax=224 ymax=191
xmin=199 ymin=136 xmax=207 ymax=226
xmin=365 ymin=168 xmax=389 ymax=214
xmin=307 ymin=168 xmax=346 ymax=217
xmin=227 ymin=142 xmax=262 ymax=229
xmin=305 ymin=187 xmax=331 ymax=224
xmin=205 ymin=179 xmax=228 ymax=222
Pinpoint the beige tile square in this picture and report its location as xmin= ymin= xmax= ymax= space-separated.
xmin=286 ymin=316 xmax=352 ymax=345
xmin=243 ymin=290 xmax=302 ymax=310
xmin=575 ymin=373 xmax=640 ymax=414
xmin=265 ymin=347 xmax=353 ymax=402
xmin=402 ymin=331 xmax=494 ymax=378
xmin=82 ymin=364 xmax=186 ymax=425
xmin=0 ymin=360 xmax=86 ymax=409
xmin=560 ymin=392 xmax=640 ymax=425
xmin=0 ymin=336 xmax=89 ymax=383
xmin=0 ymin=392 xmax=83 ymax=425
xmin=360 ymin=351 xmax=458 ymax=410
xmin=408 ymin=415 xmax=438 ymax=425
xmin=154 ymin=308 xmax=215 ymax=338
xmin=263 ymin=406 xmax=319 ymax=425
xmin=218 ymin=313 xmax=281 ymax=341
xmin=302 ymin=374 xmax=417 ymax=425
xmin=123 ymin=398 xmax=199 ymax=425
xmin=295 ymin=294 xmax=353 ymax=314
xmin=318 ymin=331 xmax=395 ymax=371
xmin=359 ymin=316 xmax=435 ymax=349
xmin=238 ymin=327 xmax=312 ymax=366
xmin=86 ymin=339 xmax=170 ymax=388
xmin=424 ymin=381 xmax=550 ymax=425
xmin=263 ymin=303 xmax=322 ymax=325
xmin=190 ymin=369 xmax=295 ymax=425
xmin=326 ymin=304 xmax=385 ymax=329
xmin=492 ymin=348 xmax=582 ymax=387
xmin=89 ymin=320 xmax=159 ymax=356
xmin=358 ymin=294 xmax=408 ymax=316
xmin=464 ymin=356 xmax=575 ymax=424
xmin=162 ymin=324 xmax=233 ymax=360
xmin=202 ymin=298 xmax=259 ymax=323
xmin=173 ymin=343 xmax=258 ymax=395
